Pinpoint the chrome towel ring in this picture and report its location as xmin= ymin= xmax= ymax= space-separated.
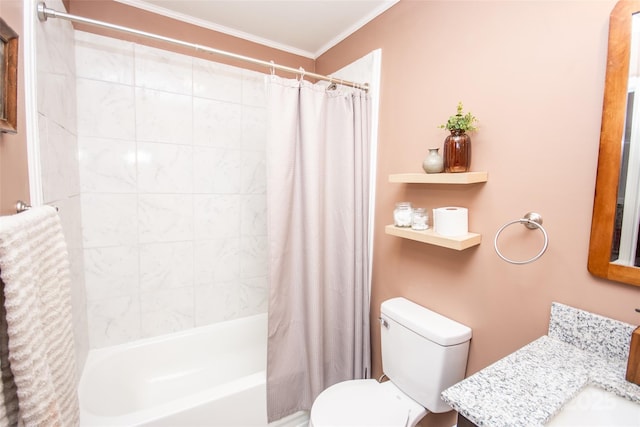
xmin=16 ymin=200 xmax=31 ymax=213
xmin=15 ymin=200 xmax=58 ymax=214
xmin=494 ymin=212 xmax=548 ymax=265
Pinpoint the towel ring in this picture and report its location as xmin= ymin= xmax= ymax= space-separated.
xmin=16 ymin=200 xmax=31 ymax=213
xmin=15 ymin=200 xmax=58 ymax=214
xmin=494 ymin=212 xmax=548 ymax=265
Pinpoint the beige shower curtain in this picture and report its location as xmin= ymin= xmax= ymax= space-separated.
xmin=265 ymin=76 xmax=372 ymax=422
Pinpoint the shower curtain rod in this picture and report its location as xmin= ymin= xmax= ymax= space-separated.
xmin=36 ymin=2 xmax=368 ymax=91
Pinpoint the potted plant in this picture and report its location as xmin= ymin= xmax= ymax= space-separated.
xmin=439 ymin=102 xmax=478 ymax=173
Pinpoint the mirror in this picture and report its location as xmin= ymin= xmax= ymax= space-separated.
xmin=588 ymin=0 xmax=640 ymax=286
xmin=0 ymin=17 xmax=18 ymax=134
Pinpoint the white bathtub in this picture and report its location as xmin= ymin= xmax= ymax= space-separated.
xmin=79 ymin=314 xmax=276 ymax=426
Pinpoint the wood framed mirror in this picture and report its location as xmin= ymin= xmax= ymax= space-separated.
xmin=588 ymin=0 xmax=640 ymax=286
xmin=0 ymin=17 xmax=18 ymax=134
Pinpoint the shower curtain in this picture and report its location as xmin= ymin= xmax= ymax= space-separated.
xmin=265 ymin=76 xmax=372 ymax=422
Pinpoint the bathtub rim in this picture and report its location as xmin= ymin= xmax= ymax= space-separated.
xmin=83 ymin=312 xmax=267 ymax=360
xmin=79 ymin=313 xmax=268 ymax=426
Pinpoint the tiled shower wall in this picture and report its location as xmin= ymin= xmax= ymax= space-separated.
xmin=35 ymin=0 xmax=89 ymax=376
xmin=75 ymin=31 xmax=268 ymax=348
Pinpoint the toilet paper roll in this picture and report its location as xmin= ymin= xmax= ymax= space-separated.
xmin=433 ymin=207 xmax=468 ymax=237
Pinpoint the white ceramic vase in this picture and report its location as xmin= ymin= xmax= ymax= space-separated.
xmin=422 ymin=148 xmax=444 ymax=173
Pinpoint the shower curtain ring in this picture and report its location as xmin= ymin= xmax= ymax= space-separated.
xmin=298 ymin=67 xmax=306 ymax=82
xmin=327 ymin=76 xmax=337 ymax=91
xmin=269 ymin=60 xmax=275 ymax=76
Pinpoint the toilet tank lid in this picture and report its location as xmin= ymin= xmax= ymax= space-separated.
xmin=381 ymin=297 xmax=472 ymax=346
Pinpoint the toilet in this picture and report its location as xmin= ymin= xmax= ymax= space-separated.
xmin=310 ymin=297 xmax=472 ymax=427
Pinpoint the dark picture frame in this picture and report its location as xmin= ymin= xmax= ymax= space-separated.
xmin=0 ymin=18 xmax=18 ymax=134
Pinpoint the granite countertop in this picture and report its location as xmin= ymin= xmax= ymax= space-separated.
xmin=441 ymin=303 xmax=640 ymax=427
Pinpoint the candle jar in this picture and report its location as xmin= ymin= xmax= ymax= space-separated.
xmin=411 ymin=208 xmax=429 ymax=230
xmin=393 ymin=202 xmax=413 ymax=227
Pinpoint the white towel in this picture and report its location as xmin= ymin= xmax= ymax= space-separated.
xmin=0 ymin=206 xmax=79 ymax=427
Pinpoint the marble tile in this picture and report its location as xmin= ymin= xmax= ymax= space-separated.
xmin=193 ymin=98 xmax=242 ymax=148
xmin=241 ymin=195 xmax=267 ymax=237
xmin=242 ymin=69 xmax=267 ymax=107
xmin=194 ymin=238 xmax=241 ymax=285
xmin=35 ymin=0 xmax=76 ymax=76
xmin=137 ymin=142 xmax=193 ymax=193
xmin=193 ymin=195 xmax=241 ymax=240
xmin=67 ymin=245 xmax=89 ymax=376
xmin=134 ymin=44 xmax=192 ymax=95
xmin=239 ymin=276 xmax=268 ymax=317
xmin=37 ymin=71 xmax=77 ymax=133
xmin=138 ymin=194 xmax=194 ymax=243
xmin=193 ymin=58 xmax=242 ymax=103
xmin=242 ymin=105 xmax=267 ymax=151
xmin=240 ymin=150 xmax=266 ymax=195
xmin=87 ymin=295 xmax=141 ymax=348
xmin=73 ymin=33 xmax=272 ymax=345
xmin=78 ymin=136 xmax=137 ymax=193
xmin=67 ymin=245 xmax=87 ymax=295
xmin=36 ymin=0 xmax=90 ymax=369
xmin=81 ymin=193 xmax=138 ymax=248
xmin=140 ymin=288 xmax=195 ymax=337
xmin=140 ymin=241 xmax=194 ymax=292
xmin=53 ymin=196 xmax=84 ymax=251
xmin=240 ymin=236 xmax=268 ymax=279
xmin=40 ymin=120 xmax=80 ymax=202
xmin=193 ymin=147 xmax=242 ymax=194
xmin=195 ymin=282 xmax=239 ymax=326
xmin=75 ymin=31 xmax=134 ymax=85
xmin=84 ymin=246 xmax=139 ymax=301
xmin=76 ymin=78 xmax=136 ymax=140
xmin=135 ymin=88 xmax=193 ymax=145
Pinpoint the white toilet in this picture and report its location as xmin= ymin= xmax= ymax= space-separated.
xmin=310 ymin=297 xmax=472 ymax=427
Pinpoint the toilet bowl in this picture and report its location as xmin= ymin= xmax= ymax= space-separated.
xmin=310 ymin=379 xmax=426 ymax=427
xmin=309 ymin=297 xmax=472 ymax=427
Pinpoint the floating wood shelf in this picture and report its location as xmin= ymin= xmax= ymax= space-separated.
xmin=387 ymin=171 xmax=486 ymax=249
xmin=388 ymin=171 xmax=488 ymax=184
xmin=385 ymin=225 xmax=481 ymax=251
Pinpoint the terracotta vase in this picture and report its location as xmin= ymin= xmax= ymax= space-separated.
xmin=443 ymin=130 xmax=471 ymax=173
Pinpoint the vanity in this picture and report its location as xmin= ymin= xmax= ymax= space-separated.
xmin=441 ymin=303 xmax=640 ymax=426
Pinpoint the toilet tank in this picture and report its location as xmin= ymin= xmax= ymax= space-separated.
xmin=380 ymin=297 xmax=472 ymax=413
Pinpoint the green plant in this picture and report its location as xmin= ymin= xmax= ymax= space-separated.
xmin=439 ymin=102 xmax=478 ymax=133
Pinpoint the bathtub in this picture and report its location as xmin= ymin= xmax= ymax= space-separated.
xmin=79 ymin=313 xmax=280 ymax=426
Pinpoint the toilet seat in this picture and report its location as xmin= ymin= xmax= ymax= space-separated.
xmin=310 ymin=379 xmax=427 ymax=427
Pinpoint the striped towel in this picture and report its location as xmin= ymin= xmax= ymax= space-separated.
xmin=0 ymin=206 xmax=79 ymax=427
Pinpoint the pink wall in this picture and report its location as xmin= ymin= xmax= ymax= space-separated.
xmin=317 ymin=1 xmax=640 ymax=424
xmin=6 ymin=1 xmax=640 ymax=424
xmin=66 ymin=0 xmax=315 ymax=76
xmin=0 ymin=0 xmax=30 ymax=215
